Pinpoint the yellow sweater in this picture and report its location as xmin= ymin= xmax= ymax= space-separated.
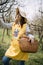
xmin=5 ymin=22 xmax=29 ymax=61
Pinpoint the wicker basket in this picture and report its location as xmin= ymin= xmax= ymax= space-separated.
xmin=19 ymin=36 xmax=38 ymax=53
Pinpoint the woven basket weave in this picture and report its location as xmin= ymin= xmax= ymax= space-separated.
xmin=19 ymin=36 xmax=38 ymax=53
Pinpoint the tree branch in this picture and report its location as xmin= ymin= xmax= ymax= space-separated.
xmin=0 ymin=3 xmax=13 ymax=13
xmin=0 ymin=0 xmax=8 ymax=5
xmin=0 ymin=18 xmax=13 ymax=29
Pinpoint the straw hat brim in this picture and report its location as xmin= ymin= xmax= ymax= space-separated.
xmin=16 ymin=7 xmax=26 ymax=18
xmin=15 ymin=7 xmax=29 ymax=24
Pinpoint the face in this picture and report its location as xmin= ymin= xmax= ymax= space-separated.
xmin=16 ymin=14 xmax=21 ymax=21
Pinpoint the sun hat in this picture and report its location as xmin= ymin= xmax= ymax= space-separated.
xmin=16 ymin=7 xmax=26 ymax=18
xmin=15 ymin=7 xmax=29 ymax=24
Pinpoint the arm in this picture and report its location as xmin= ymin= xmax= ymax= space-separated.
xmin=25 ymin=24 xmax=35 ymax=42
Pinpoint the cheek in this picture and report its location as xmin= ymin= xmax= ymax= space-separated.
xmin=18 ymin=18 xmax=21 ymax=21
xmin=18 ymin=16 xmax=21 ymax=21
xmin=19 ymin=17 xmax=21 ymax=21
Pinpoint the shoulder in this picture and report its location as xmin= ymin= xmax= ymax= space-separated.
xmin=23 ymin=23 xmax=27 ymax=27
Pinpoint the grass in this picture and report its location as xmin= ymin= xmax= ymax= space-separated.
xmin=0 ymin=28 xmax=43 ymax=65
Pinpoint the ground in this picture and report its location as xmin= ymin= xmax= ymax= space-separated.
xmin=0 ymin=28 xmax=43 ymax=65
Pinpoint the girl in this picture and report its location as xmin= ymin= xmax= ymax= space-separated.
xmin=2 ymin=7 xmax=34 ymax=65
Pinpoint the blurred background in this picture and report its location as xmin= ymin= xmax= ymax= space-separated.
xmin=0 ymin=0 xmax=43 ymax=65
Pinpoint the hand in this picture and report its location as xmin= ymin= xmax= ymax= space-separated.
xmin=28 ymin=34 xmax=34 ymax=43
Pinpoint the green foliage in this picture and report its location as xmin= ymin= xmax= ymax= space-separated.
xmin=0 ymin=29 xmax=43 ymax=65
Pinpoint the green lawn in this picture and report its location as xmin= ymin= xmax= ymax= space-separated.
xmin=0 ymin=28 xmax=43 ymax=65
